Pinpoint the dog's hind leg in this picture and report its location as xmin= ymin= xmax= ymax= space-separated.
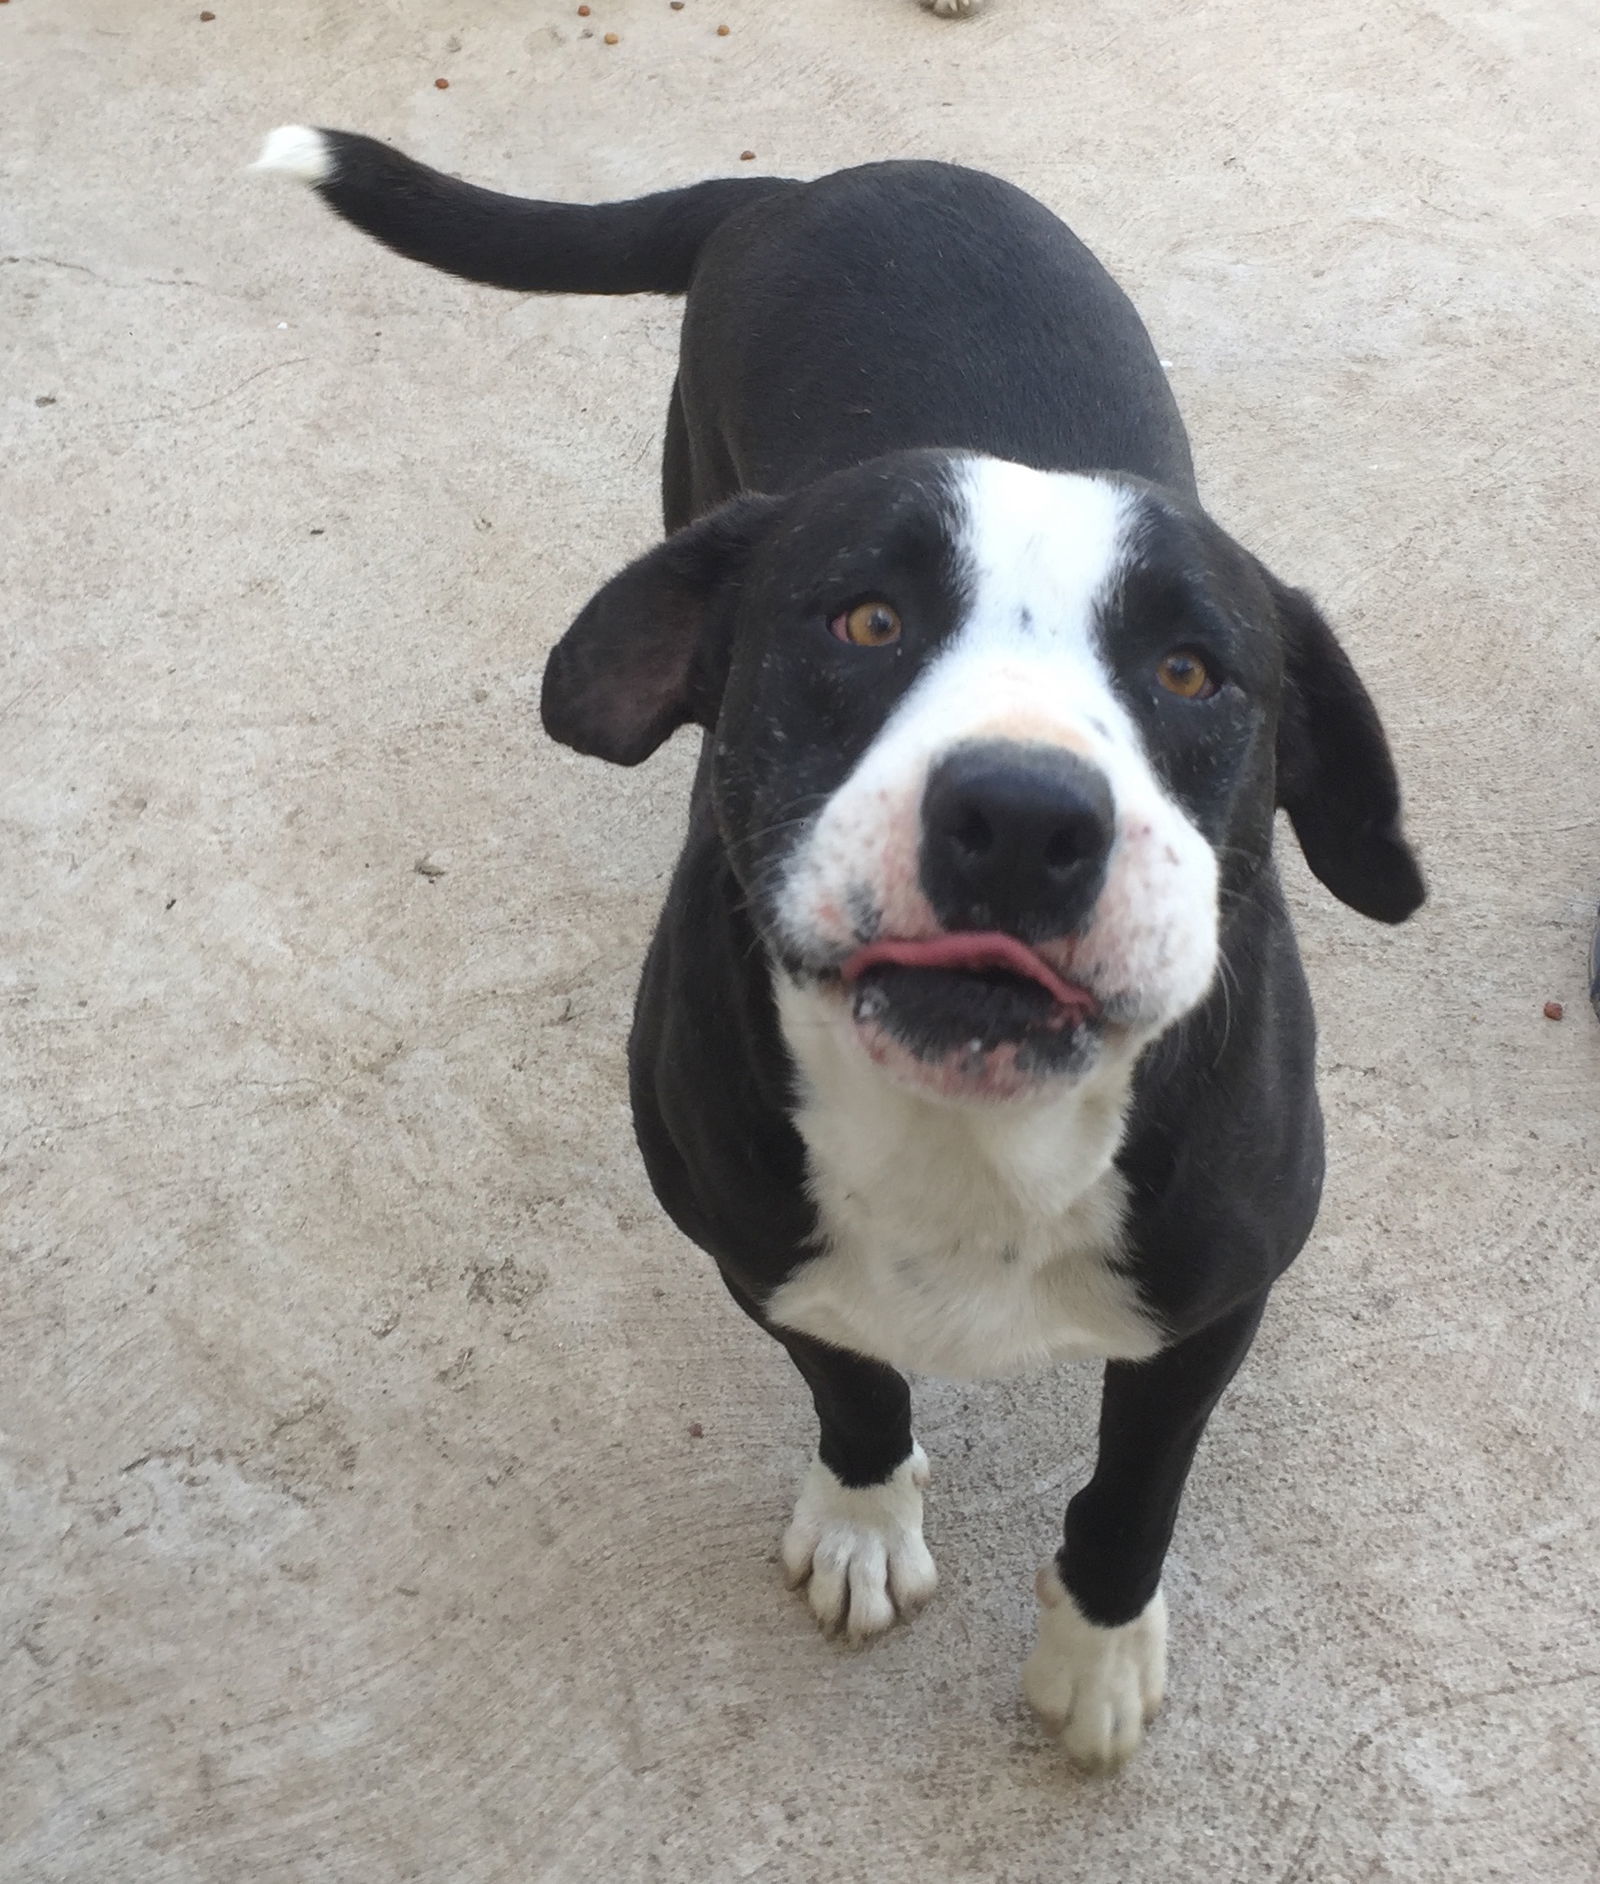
xmin=1024 ymin=1292 xmax=1269 ymax=1768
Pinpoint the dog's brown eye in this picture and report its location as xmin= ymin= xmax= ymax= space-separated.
xmin=1156 ymin=649 xmax=1217 ymax=699
xmin=831 ymin=601 xmax=902 ymax=647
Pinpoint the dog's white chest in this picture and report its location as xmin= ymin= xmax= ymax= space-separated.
xmin=767 ymin=983 xmax=1162 ymax=1380
xmin=766 ymin=1179 xmax=1159 ymax=1379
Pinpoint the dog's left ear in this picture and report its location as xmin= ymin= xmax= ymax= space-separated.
xmin=1267 ymin=571 xmax=1425 ymax=923
xmin=541 ymin=494 xmax=782 ymax=766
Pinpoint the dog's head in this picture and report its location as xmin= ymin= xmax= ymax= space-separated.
xmin=543 ymin=451 xmax=1423 ymax=1103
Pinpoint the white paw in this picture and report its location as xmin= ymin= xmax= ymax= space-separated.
xmin=780 ymin=1444 xmax=937 ymax=1643
xmin=1022 ymin=1562 xmax=1167 ymax=1770
xmin=923 ymin=0 xmax=976 ymax=15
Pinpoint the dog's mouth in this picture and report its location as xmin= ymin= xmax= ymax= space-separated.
xmin=842 ymin=933 xmax=1098 ymax=1024
xmin=832 ymin=932 xmax=1103 ymax=1097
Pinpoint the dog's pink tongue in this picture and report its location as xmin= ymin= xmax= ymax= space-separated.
xmin=841 ymin=933 xmax=1096 ymax=1019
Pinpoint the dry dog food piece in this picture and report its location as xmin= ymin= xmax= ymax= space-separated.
xmin=671 ymin=2 xmax=685 ymax=8
xmin=740 ymin=150 xmax=756 ymax=161
xmin=717 ymin=23 xmax=731 ymax=33
xmin=604 ymin=30 xmax=619 ymax=41
xmin=577 ymin=4 xmax=590 ymax=13
xmin=199 ymin=7 xmax=215 ymax=16
xmin=1544 ymin=999 xmax=1564 ymax=1021
xmin=434 ymin=77 xmax=450 ymax=89
xmin=688 ymin=1421 xmax=704 ymax=1439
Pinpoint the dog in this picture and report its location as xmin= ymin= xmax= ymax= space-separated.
xmin=255 ymin=125 xmax=1424 ymax=1768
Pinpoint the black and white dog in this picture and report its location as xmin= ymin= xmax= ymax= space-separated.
xmin=257 ymin=127 xmax=1424 ymax=1768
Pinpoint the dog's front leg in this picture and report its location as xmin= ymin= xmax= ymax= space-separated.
xmin=1025 ymin=1293 xmax=1269 ymax=1768
xmin=765 ymin=1323 xmax=937 ymax=1644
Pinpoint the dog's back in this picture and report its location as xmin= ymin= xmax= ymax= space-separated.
xmin=256 ymin=132 xmax=1192 ymax=518
xmin=679 ymin=160 xmax=1194 ymax=504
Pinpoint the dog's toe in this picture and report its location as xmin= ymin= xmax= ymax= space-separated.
xmin=922 ymin=0 xmax=977 ymax=16
xmin=1022 ymin=1562 xmax=1167 ymax=1770
xmin=781 ymin=1444 xmax=937 ymax=1643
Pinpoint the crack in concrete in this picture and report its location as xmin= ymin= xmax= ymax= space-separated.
xmin=108 ymin=357 xmax=310 ymax=429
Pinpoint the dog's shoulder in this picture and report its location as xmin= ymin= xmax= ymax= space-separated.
xmin=1118 ymin=872 xmax=1327 ymax=1325
xmin=628 ymin=800 xmax=817 ymax=1275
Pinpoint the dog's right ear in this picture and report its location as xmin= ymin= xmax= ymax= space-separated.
xmin=540 ymin=495 xmax=782 ymax=766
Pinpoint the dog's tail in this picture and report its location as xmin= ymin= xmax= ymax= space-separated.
xmin=253 ymin=125 xmax=795 ymax=296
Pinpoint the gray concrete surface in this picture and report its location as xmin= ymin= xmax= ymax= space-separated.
xmin=4 ymin=0 xmax=1597 ymax=1878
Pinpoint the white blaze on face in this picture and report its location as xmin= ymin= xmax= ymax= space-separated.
xmin=776 ymin=457 xmax=1220 ymax=1038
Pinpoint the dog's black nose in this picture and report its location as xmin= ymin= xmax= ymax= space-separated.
xmin=920 ymin=742 xmax=1114 ymax=940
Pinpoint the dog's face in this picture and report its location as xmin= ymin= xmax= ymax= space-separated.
xmin=543 ymin=450 xmax=1422 ymax=1103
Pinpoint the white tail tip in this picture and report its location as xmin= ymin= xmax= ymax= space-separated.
xmin=252 ymin=125 xmax=331 ymax=184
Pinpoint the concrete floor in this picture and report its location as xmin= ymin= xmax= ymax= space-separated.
xmin=4 ymin=0 xmax=1598 ymax=1878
